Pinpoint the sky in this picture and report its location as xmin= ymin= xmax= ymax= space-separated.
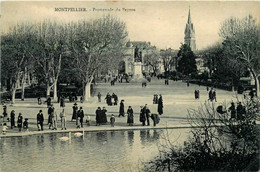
xmin=1 ymin=1 xmax=259 ymax=50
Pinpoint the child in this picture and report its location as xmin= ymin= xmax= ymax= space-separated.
xmin=110 ymin=114 xmax=115 ymax=127
xmin=86 ymin=115 xmax=91 ymax=126
xmin=23 ymin=118 xmax=29 ymax=131
xmin=2 ymin=123 xmax=8 ymax=135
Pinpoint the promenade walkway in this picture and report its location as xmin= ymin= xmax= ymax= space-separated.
xmin=0 ymin=79 xmax=245 ymax=137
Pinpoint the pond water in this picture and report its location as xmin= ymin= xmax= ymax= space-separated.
xmin=0 ymin=129 xmax=190 ymax=172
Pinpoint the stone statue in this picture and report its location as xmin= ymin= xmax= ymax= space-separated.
xmin=134 ymin=46 xmax=142 ymax=62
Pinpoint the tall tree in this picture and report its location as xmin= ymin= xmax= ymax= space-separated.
xmin=160 ymin=48 xmax=175 ymax=77
xmin=177 ymin=44 xmax=197 ymax=77
xmin=219 ymin=15 xmax=260 ymax=97
xmin=143 ymin=49 xmax=160 ymax=76
xmin=32 ymin=20 xmax=68 ymax=100
xmin=69 ymin=15 xmax=128 ymax=101
xmin=1 ymin=23 xmax=34 ymax=103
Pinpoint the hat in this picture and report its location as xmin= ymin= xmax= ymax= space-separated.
xmin=25 ymin=118 xmax=28 ymax=120
xmin=74 ymin=103 xmax=77 ymax=105
xmin=11 ymin=110 xmax=15 ymax=112
xmin=40 ymin=110 xmax=42 ymax=112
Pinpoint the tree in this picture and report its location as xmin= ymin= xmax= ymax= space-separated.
xmin=1 ymin=23 xmax=35 ymax=103
xmin=219 ymin=15 xmax=260 ymax=97
xmin=31 ymin=20 xmax=68 ymax=100
xmin=143 ymin=49 xmax=160 ymax=76
xmin=68 ymin=15 xmax=128 ymax=101
xmin=201 ymin=43 xmax=246 ymax=91
xmin=177 ymin=44 xmax=197 ymax=77
xmin=160 ymin=48 xmax=175 ymax=77
xmin=144 ymin=98 xmax=260 ymax=171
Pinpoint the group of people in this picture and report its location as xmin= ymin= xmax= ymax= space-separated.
xmin=95 ymin=107 xmax=108 ymax=125
xmin=71 ymin=103 xmax=87 ymax=128
xmin=139 ymin=104 xmax=160 ymax=126
xmin=104 ymin=93 xmax=118 ymax=106
xmin=1 ymin=105 xmax=29 ymax=134
xmin=228 ymin=102 xmax=247 ymax=121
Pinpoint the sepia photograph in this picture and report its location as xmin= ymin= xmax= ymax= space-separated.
xmin=0 ymin=0 xmax=260 ymax=171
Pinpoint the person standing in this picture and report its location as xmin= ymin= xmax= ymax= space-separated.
xmin=3 ymin=105 xmax=8 ymax=122
xmin=119 ymin=100 xmax=125 ymax=117
xmin=127 ymin=106 xmax=134 ymax=126
xmin=145 ymin=106 xmax=151 ymax=126
xmin=23 ymin=118 xmax=29 ymax=131
xmin=158 ymin=95 xmax=163 ymax=115
xmin=95 ymin=107 xmax=102 ymax=126
xmin=78 ymin=107 xmax=84 ymax=128
xmin=101 ymin=107 xmax=108 ymax=124
xmin=60 ymin=96 xmax=65 ymax=108
xmin=110 ymin=114 xmax=115 ymax=127
xmin=112 ymin=93 xmax=118 ymax=105
xmin=48 ymin=104 xmax=54 ymax=129
xmin=97 ymin=92 xmax=102 ymax=102
xmin=52 ymin=111 xmax=58 ymax=130
xmin=72 ymin=103 xmax=78 ymax=121
xmin=46 ymin=96 xmax=51 ymax=108
xmin=151 ymin=114 xmax=160 ymax=126
xmin=37 ymin=110 xmax=44 ymax=131
xmin=10 ymin=110 xmax=15 ymax=129
xmin=17 ymin=113 xmax=23 ymax=132
xmin=213 ymin=89 xmax=217 ymax=102
xmin=139 ymin=106 xmax=146 ymax=126
xmin=228 ymin=102 xmax=236 ymax=120
xmin=208 ymin=88 xmax=213 ymax=101
xmin=60 ymin=108 xmax=66 ymax=130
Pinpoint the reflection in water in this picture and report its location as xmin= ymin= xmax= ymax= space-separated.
xmin=96 ymin=131 xmax=108 ymax=144
xmin=127 ymin=131 xmax=134 ymax=147
xmin=0 ymin=129 xmax=189 ymax=172
xmin=140 ymin=130 xmax=146 ymax=145
xmin=110 ymin=131 xmax=115 ymax=138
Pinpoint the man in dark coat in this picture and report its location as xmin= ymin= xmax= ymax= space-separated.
xmin=145 ymin=106 xmax=151 ymax=126
xmin=96 ymin=107 xmax=102 ymax=126
xmin=105 ymin=93 xmax=112 ymax=106
xmin=151 ymin=114 xmax=160 ymax=126
xmin=10 ymin=110 xmax=15 ymax=129
xmin=112 ymin=93 xmax=118 ymax=105
xmin=101 ymin=107 xmax=108 ymax=124
xmin=119 ymin=100 xmax=125 ymax=117
xmin=127 ymin=106 xmax=134 ymax=126
xmin=97 ymin=92 xmax=102 ymax=102
xmin=17 ymin=113 xmax=23 ymax=132
xmin=37 ymin=110 xmax=44 ymax=131
xmin=48 ymin=104 xmax=54 ymax=129
xmin=208 ymin=88 xmax=213 ymax=101
xmin=46 ymin=96 xmax=51 ymax=107
xmin=213 ymin=89 xmax=217 ymax=102
xmin=78 ymin=107 xmax=84 ymax=128
xmin=158 ymin=95 xmax=163 ymax=115
xmin=60 ymin=96 xmax=65 ymax=108
xmin=72 ymin=103 xmax=78 ymax=121
xmin=237 ymin=102 xmax=245 ymax=120
xmin=228 ymin=102 xmax=236 ymax=119
xmin=139 ymin=106 xmax=146 ymax=126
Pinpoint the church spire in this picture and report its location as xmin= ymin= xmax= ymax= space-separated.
xmin=184 ymin=7 xmax=196 ymax=51
xmin=187 ymin=7 xmax=191 ymax=24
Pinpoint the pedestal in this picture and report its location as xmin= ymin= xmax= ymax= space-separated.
xmin=131 ymin=62 xmax=145 ymax=82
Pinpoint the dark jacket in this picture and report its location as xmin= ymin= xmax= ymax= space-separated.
xmin=37 ymin=113 xmax=44 ymax=122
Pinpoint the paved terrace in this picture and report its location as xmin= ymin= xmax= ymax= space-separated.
xmin=0 ymin=79 xmax=245 ymax=137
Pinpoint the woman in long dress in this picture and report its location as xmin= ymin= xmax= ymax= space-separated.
xmin=119 ymin=100 xmax=125 ymax=117
xmin=127 ymin=106 xmax=134 ymax=126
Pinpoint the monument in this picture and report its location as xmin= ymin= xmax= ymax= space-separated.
xmin=133 ymin=46 xmax=143 ymax=79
